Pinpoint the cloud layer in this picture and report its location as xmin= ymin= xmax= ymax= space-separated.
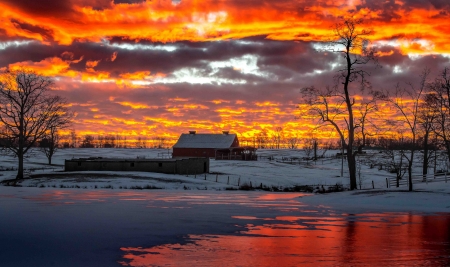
xmin=0 ymin=0 xmax=449 ymax=143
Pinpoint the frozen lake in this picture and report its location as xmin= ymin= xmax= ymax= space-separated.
xmin=0 ymin=187 xmax=449 ymax=266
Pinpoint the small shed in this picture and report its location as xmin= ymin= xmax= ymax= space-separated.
xmin=65 ymin=157 xmax=209 ymax=174
xmin=172 ymin=131 xmax=239 ymax=158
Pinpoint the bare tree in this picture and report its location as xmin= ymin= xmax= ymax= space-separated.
xmin=300 ymin=18 xmax=377 ymax=190
xmin=272 ymin=126 xmax=283 ymax=149
xmin=104 ymin=135 xmax=116 ymax=148
xmin=70 ymin=129 xmax=78 ymax=148
xmin=286 ymin=135 xmax=300 ymax=149
xmin=256 ymin=130 xmax=269 ymax=149
xmin=303 ymin=137 xmax=316 ymax=159
xmin=40 ymin=123 xmax=70 ymax=165
xmin=0 ymin=69 xmax=71 ymax=179
xmin=97 ymin=135 xmax=105 ymax=148
xmin=426 ymin=67 xmax=450 ymax=167
xmin=378 ymin=134 xmax=409 ymax=187
xmin=135 ymin=136 xmax=143 ymax=148
xmin=382 ymin=69 xmax=429 ymax=191
xmin=154 ymin=136 xmax=166 ymax=148
xmin=417 ymin=99 xmax=437 ymax=176
xmin=80 ymin=135 xmax=95 ymax=148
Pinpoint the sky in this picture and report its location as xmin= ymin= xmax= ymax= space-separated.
xmin=0 ymin=0 xmax=449 ymax=143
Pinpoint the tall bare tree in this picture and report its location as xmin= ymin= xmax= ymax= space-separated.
xmin=0 ymin=69 xmax=71 ymax=179
xmin=426 ymin=68 xmax=450 ymax=167
xmin=417 ymin=99 xmax=437 ymax=176
xmin=300 ymin=18 xmax=377 ymax=190
xmin=382 ymin=69 xmax=429 ymax=191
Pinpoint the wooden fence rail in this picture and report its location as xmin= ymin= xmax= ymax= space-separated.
xmin=386 ymin=172 xmax=448 ymax=188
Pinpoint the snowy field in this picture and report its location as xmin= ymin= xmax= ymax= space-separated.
xmin=0 ymin=147 xmax=449 ymax=213
xmin=2 ymin=147 xmax=446 ymax=189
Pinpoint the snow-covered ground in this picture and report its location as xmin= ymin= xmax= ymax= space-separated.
xmin=1 ymin=148 xmax=449 ymax=213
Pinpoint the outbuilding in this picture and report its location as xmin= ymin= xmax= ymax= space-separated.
xmin=172 ymin=131 xmax=257 ymax=160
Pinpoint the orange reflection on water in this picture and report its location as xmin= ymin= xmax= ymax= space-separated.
xmin=119 ymin=213 xmax=450 ymax=267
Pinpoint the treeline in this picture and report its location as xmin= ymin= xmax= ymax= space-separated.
xmin=58 ymin=131 xmax=172 ymax=149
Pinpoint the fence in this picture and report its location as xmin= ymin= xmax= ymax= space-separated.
xmin=386 ymin=172 xmax=448 ymax=188
xmin=254 ymin=155 xmax=345 ymax=166
xmin=0 ymin=166 xmax=64 ymax=178
xmin=183 ymin=172 xmax=355 ymax=192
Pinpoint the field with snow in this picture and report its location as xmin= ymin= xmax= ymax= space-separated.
xmin=0 ymin=148 xmax=449 ymax=213
xmin=0 ymin=148 xmax=373 ymax=188
xmin=0 ymin=148 xmax=448 ymax=192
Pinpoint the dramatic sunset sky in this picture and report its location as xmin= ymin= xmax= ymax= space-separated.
xmin=1 ymin=0 xmax=449 ymax=143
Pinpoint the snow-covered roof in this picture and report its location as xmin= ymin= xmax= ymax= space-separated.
xmin=173 ymin=133 xmax=237 ymax=149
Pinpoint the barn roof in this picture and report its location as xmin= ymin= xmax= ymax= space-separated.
xmin=173 ymin=133 xmax=237 ymax=149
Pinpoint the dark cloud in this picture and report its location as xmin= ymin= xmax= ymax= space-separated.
xmin=10 ymin=19 xmax=54 ymax=42
xmin=2 ymin=0 xmax=113 ymax=17
xmin=2 ymin=0 xmax=74 ymax=16
xmin=113 ymin=0 xmax=146 ymax=4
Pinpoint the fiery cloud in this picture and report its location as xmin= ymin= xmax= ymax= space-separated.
xmin=0 ymin=0 xmax=447 ymax=54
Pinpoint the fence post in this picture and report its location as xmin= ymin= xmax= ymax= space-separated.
xmin=372 ymin=180 xmax=374 ymax=189
xmin=215 ymin=174 xmax=218 ymax=182
xmin=227 ymin=176 xmax=229 ymax=185
xmin=238 ymin=177 xmax=240 ymax=186
xmin=445 ymin=172 xmax=447 ymax=183
xmin=386 ymin=178 xmax=389 ymax=188
xmin=204 ymin=174 xmax=206 ymax=180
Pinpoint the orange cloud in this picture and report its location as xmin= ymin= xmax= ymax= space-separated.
xmin=0 ymin=0 xmax=448 ymax=55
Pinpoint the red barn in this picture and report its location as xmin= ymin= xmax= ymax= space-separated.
xmin=172 ymin=131 xmax=239 ymax=158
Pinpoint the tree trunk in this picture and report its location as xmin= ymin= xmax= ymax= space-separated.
xmin=445 ymin=141 xmax=450 ymax=171
xmin=313 ymin=140 xmax=317 ymax=161
xmin=347 ymin=148 xmax=357 ymax=190
xmin=408 ymin=149 xmax=415 ymax=191
xmin=408 ymin=164 xmax=413 ymax=191
xmin=422 ymin=132 xmax=429 ymax=176
xmin=16 ymin=150 xmax=24 ymax=180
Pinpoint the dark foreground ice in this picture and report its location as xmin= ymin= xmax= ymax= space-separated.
xmin=0 ymin=187 xmax=449 ymax=266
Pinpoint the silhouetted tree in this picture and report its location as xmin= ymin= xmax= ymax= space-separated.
xmin=286 ymin=135 xmax=300 ymax=149
xmin=382 ymin=69 xmax=429 ymax=191
xmin=40 ymin=123 xmax=70 ymax=165
xmin=80 ymin=135 xmax=95 ymax=148
xmin=426 ymin=67 xmax=450 ymax=167
xmin=0 ymin=69 xmax=71 ymax=179
xmin=300 ymin=18 xmax=377 ymax=190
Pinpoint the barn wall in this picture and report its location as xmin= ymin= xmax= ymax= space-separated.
xmin=172 ymin=148 xmax=217 ymax=158
xmin=231 ymin=136 xmax=239 ymax=147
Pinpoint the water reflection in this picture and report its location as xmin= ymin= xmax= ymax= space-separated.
xmin=2 ymin=189 xmax=449 ymax=266
xmin=15 ymin=190 xmax=309 ymax=210
xmin=119 ymin=213 xmax=450 ymax=267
